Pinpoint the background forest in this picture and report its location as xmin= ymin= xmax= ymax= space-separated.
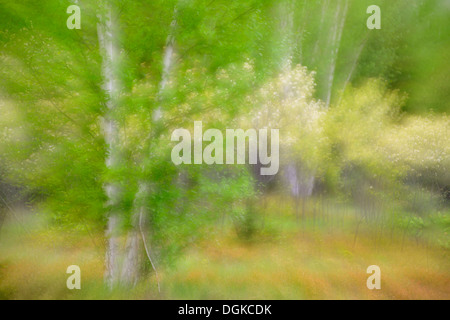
xmin=0 ymin=0 xmax=449 ymax=299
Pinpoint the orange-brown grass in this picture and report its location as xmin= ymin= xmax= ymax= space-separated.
xmin=0 ymin=215 xmax=105 ymax=300
xmin=0 ymin=208 xmax=449 ymax=300
xmin=163 ymin=227 xmax=449 ymax=300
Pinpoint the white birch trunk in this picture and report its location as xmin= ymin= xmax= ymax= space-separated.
xmin=153 ymin=12 xmax=177 ymax=122
xmin=278 ymin=1 xmax=315 ymax=199
xmin=325 ymin=0 xmax=348 ymax=108
xmin=97 ymin=3 xmax=124 ymax=289
xmin=311 ymin=0 xmax=329 ymax=66
xmin=279 ymin=0 xmax=294 ymax=73
xmin=120 ymin=210 xmax=141 ymax=286
xmin=338 ymin=34 xmax=369 ymax=106
xmin=124 ymin=7 xmax=178 ymax=290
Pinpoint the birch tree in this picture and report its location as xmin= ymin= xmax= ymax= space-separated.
xmin=125 ymin=5 xmax=179 ymax=291
xmin=97 ymin=1 xmax=125 ymax=288
xmin=325 ymin=0 xmax=349 ymax=108
xmin=276 ymin=0 xmax=319 ymax=200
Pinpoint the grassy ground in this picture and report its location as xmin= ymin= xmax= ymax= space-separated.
xmin=0 ymin=201 xmax=449 ymax=300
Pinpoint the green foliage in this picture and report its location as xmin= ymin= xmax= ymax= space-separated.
xmin=0 ymin=0 xmax=448 ymax=271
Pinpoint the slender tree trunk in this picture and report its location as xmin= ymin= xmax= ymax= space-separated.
xmin=125 ymin=7 xmax=178 ymax=290
xmin=97 ymin=2 xmax=124 ymax=289
xmin=153 ymin=11 xmax=177 ymax=122
xmin=311 ymin=0 xmax=329 ymax=67
xmin=105 ymin=214 xmax=121 ymax=287
xmin=278 ymin=1 xmax=316 ymax=201
xmin=296 ymin=0 xmax=308 ymax=64
xmin=338 ymin=33 xmax=369 ymax=105
xmin=325 ymin=0 xmax=348 ymax=108
xmin=279 ymin=0 xmax=294 ymax=72
xmin=120 ymin=209 xmax=141 ymax=286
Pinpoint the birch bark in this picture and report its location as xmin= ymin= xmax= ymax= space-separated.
xmin=325 ymin=0 xmax=349 ymax=108
xmin=97 ymin=2 xmax=124 ymax=288
xmin=278 ymin=1 xmax=316 ymax=199
xmin=123 ymin=7 xmax=178 ymax=290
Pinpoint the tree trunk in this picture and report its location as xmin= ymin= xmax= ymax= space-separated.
xmin=311 ymin=0 xmax=329 ymax=67
xmin=338 ymin=33 xmax=369 ymax=105
xmin=278 ymin=1 xmax=315 ymax=200
xmin=325 ymin=0 xmax=348 ymax=108
xmin=125 ymin=6 xmax=178 ymax=290
xmin=120 ymin=208 xmax=141 ymax=286
xmin=97 ymin=2 xmax=125 ymax=289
